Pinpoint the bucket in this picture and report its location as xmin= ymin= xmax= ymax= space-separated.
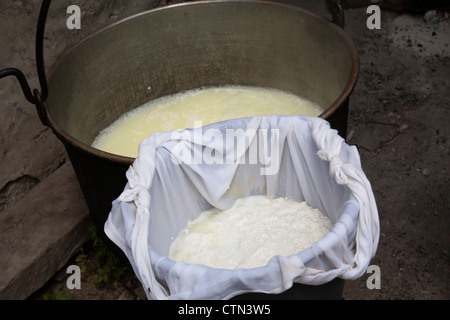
xmin=105 ymin=116 xmax=373 ymax=300
xmin=0 ymin=1 xmax=359 ymax=260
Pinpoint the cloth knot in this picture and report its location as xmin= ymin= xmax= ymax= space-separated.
xmin=119 ymin=185 xmax=151 ymax=209
xmin=329 ymin=154 xmax=349 ymax=185
xmin=317 ymin=150 xmax=349 ymax=185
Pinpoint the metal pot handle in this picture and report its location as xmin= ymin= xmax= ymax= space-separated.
xmin=0 ymin=0 xmax=51 ymax=126
xmin=326 ymin=0 xmax=346 ymax=27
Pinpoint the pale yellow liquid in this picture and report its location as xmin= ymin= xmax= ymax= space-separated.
xmin=92 ymin=86 xmax=323 ymax=158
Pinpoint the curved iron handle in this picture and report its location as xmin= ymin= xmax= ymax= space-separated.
xmin=0 ymin=0 xmax=51 ymax=124
xmin=0 ymin=68 xmax=36 ymax=104
xmin=35 ymin=0 xmax=51 ymax=102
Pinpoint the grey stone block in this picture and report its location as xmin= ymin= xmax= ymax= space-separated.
xmin=0 ymin=163 xmax=92 ymax=299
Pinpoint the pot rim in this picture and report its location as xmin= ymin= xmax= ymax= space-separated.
xmin=44 ymin=0 xmax=359 ymax=166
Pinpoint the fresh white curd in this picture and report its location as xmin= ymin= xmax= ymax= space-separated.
xmin=169 ymin=195 xmax=333 ymax=269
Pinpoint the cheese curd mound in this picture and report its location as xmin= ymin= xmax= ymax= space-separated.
xmin=169 ymin=195 xmax=333 ymax=269
xmin=91 ymin=85 xmax=323 ymax=158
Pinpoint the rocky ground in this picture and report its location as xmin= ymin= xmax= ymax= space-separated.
xmin=342 ymin=6 xmax=449 ymax=300
xmin=2 ymin=1 xmax=449 ymax=300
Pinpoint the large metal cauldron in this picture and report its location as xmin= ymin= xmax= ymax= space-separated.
xmin=1 ymin=0 xmax=358 ymax=299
